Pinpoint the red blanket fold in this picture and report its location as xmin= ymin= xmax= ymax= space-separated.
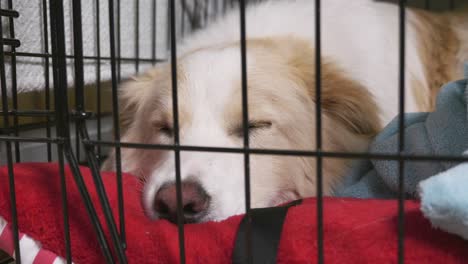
xmin=0 ymin=163 xmax=467 ymax=263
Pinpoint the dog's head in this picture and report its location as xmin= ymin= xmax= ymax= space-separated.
xmin=102 ymin=37 xmax=381 ymax=223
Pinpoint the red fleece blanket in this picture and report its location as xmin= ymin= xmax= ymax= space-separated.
xmin=0 ymin=163 xmax=467 ymax=263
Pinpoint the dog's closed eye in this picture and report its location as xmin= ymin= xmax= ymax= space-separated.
xmin=232 ymin=120 xmax=272 ymax=137
xmin=153 ymin=122 xmax=174 ymax=137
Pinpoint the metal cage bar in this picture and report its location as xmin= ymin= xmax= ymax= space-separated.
xmin=116 ymin=0 xmax=121 ymax=83
xmin=397 ymin=1 xmax=407 ymax=263
xmin=95 ymin=0 xmax=102 ymax=160
xmin=107 ymin=0 xmax=127 ymax=251
xmin=57 ymin=142 xmax=72 ymax=264
xmin=82 ymin=139 xmax=468 ymax=162
xmin=238 ymin=0 xmax=253 ymax=263
xmin=2 ymin=50 xmax=166 ymax=63
xmin=49 ymin=0 xmax=119 ymax=262
xmin=169 ymin=1 xmax=187 ymax=263
xmin=314 ymin=0 xmax=325 ymax=263
xmin=41 ymin=0 xmax=53 ymax=162
xmin=6 ymin=0 xmax=19 ymax=163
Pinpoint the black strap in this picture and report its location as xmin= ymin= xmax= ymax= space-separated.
xmin=232 ymin=200 xmax=302 ymax=264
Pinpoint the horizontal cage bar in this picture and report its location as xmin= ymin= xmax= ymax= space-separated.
xmin=0 ymin=9 xmax=19 ymax=18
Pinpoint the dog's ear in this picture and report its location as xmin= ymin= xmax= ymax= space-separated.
xmin=118 ymin=65 xmax=169 ymax=134
xmin=282 ymin=37 xmax=382 ymax=136
xmin=102 ymin=66 xmax=169 ymax=172
xmin=319 ymin=66 xmax=382 ymax=136
xmin=99 ymin=78 xmax=145 ymax=172
xmin=118 ymin=77 xmax=149 ymax=134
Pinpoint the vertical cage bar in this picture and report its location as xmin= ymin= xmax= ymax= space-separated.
xmin=116 ymin=0 xmax=121 ymax=82
xmin=75 ymin=2 xmax=127 ymax=258
xmin=134 ymin=0 xmax=140 ymax=73
xmin=95 ymin=0 xmax=102 ymax=159
xmin=73 ymin=0 xmax=83 ymax=165
xmin=169 ymin=1 xmax=187 ymax=263
xmin=151 ymin=0 xmax=157 ymax=66
xmin=315 ymin=0 xmax=324 ymax=263
xmin=75 ymin=134 xmax=80 ymax=163
xmin=72 ymin=0 xmax=85 ymax=115
xmin=239 ymin=0 xmax=253 ymax=263
xmin=57 ymin=143 xmax=72 ymax=263
xmin=7 ymin=0 xmax=19 ymax=162
xmin=49 ymin=0 xmax=115 ymax=261
xmin=107 ymin=0 xmax=127 ymax=249
xmin=0 ymin=10 xmax=21 ymax=264
xmin=42 ymin=0 xmax=52 ymax=162
xmin=73 ymin=0 xmax=80 ymax=166
xmin=75 ymin=128 xmax=80 ymax=163
xmin=398 ymin=0 xmax=406 ymax=263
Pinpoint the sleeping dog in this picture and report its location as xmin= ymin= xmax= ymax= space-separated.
xmin=103 ymin=0 xmax=468 ymax=223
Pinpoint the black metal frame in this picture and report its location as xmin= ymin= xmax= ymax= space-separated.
xmin=0 ymin=0 xmax=466 ymax=263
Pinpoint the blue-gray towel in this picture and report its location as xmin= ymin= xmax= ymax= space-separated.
xmin=334 ymin=79 xmax=468 ymax=198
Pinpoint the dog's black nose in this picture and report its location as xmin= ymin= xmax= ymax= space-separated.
xmin=154 ymin=181 xmax=210 ymax=223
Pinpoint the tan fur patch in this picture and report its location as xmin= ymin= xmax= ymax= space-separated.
xmin=411 ymin=10 xmax=460 ymax=111
xmin=273 ymin=36 xmax=382 ymax=136
xmin=223 ymin=37 xmax=381 ymax=136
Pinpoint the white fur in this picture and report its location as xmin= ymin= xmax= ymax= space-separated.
xmin=144 ymin=48 xmax=257 ymax=221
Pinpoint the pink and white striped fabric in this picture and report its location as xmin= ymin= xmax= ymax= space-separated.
xmin=0 ymin=216 xmax=69 ymax=264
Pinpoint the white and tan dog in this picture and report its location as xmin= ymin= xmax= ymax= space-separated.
xmin=103 ymin=0 xmax=468 ymax=223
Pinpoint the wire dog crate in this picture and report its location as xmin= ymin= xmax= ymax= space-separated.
xmin=1 ymin=0 xmax=467 ymax=263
